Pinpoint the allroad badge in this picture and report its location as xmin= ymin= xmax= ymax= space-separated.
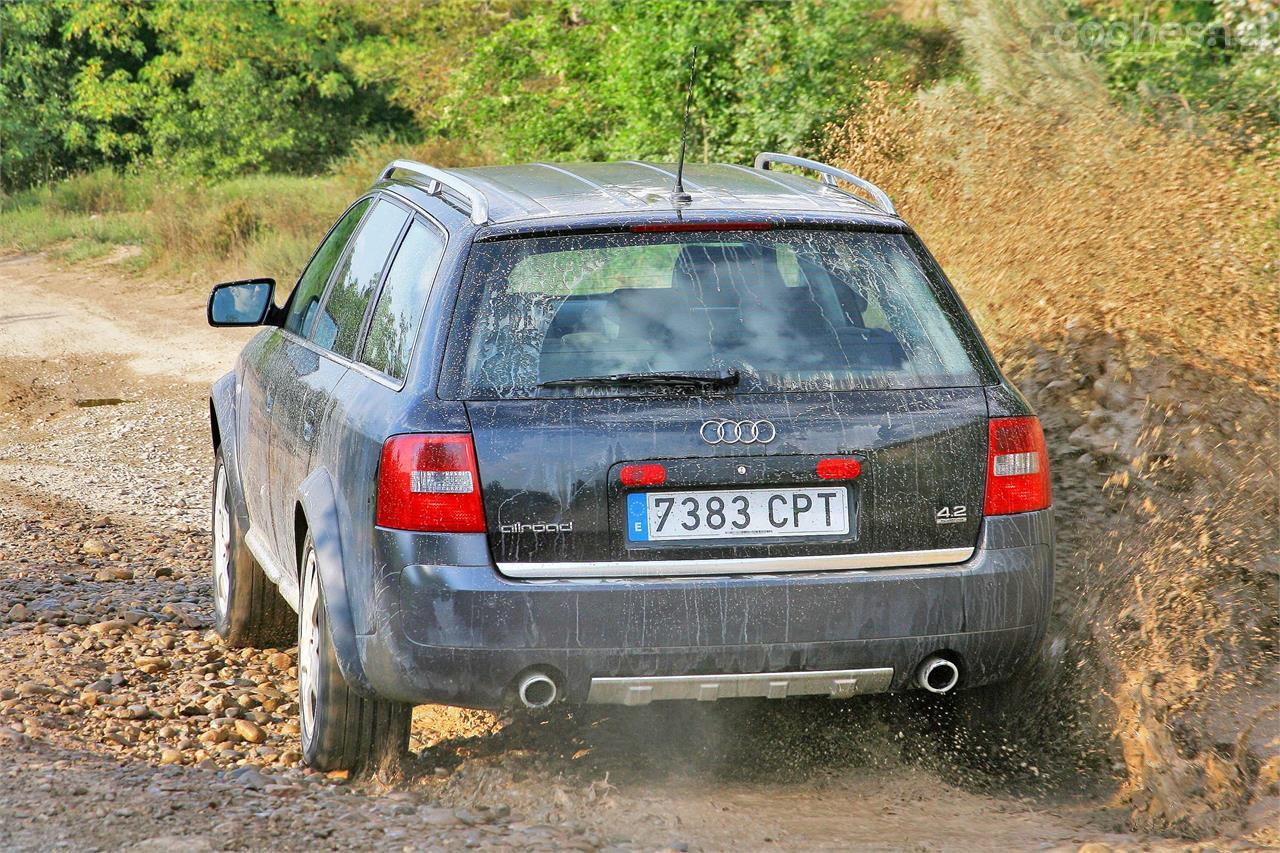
xmin=700 ymin=419 xmax=777 ymax=445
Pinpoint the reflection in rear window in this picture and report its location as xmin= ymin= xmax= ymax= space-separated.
xmin=455 ymin=230 xmax=985 ymax=398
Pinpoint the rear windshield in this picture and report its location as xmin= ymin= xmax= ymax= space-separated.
xmin=451 ymin=229 xmax=988 ymax=398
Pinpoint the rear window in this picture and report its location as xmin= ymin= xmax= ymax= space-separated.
xmin=451 ymin=229 xmax=988 ymax=398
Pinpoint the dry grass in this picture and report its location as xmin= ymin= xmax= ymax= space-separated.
xmin=825 ymin=79 xmax=1278 ymax=837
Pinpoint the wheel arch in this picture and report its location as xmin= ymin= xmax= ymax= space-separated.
xmin=295 ymin=468 xmax=376 ymax=696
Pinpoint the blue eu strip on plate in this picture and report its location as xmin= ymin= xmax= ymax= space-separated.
xmin=626 ymin=492 xmax=649 ymax=541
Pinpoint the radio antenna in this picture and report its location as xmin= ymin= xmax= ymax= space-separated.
xmin=671 ymin=46 xmax=697 ymax=205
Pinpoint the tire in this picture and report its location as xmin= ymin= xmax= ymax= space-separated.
xmin=211 ymin=449 xmax=295 ymax=648
xmin=297 ymin=532 xmax=411 ymax=772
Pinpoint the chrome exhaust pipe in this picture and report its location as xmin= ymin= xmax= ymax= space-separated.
xmin=916 ymin=655 xmax=960 ymax=694
xmin=517 ymin=672 xmax=558 ymax=709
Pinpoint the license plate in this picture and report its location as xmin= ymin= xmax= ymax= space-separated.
xmin=626 ymin=487 xmax=850 ymax=542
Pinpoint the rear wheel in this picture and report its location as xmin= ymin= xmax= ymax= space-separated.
xmin=297 ymin=532 xmax=411 ymax=772
xmin=211 ymin=449 xmax=295 ymax=648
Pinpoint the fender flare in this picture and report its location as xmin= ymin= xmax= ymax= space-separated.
xmin=297 ymin=468 xmax=375 ymax=695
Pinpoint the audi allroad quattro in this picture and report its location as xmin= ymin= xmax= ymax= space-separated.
xmin=207 ymin=154 xmax=1053 ymax=770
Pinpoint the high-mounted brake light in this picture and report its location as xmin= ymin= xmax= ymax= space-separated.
xmin=816 ymin=458 xmax=862 ymax=480
xmin=377 ymin=434 xmax=486 ymax=532
xmin=619 ymin=463 xmax=667 ymax=487
xmin=630 ymin=222 xmax=773 ymax=233
xmin=984 ymin=417 xmax=1051 ymax=516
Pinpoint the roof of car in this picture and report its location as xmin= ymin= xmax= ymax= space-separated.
xmin=378 ymin=160 xmax=897 ymax=226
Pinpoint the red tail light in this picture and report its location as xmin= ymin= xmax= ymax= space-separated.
xmin=377 ymin=434 xmax=486 ymax=532
xmin=619 ymin=463 xmax=667 ymax=487
xmin=984 ymin=417 xmax=1051 ymax=516
xmin=816 ymin=458 xmax=862 ymax=480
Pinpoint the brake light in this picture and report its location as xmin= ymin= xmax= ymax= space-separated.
xmin=377 ymin=434 xmax=486 ymax=532
xmin=984 ymin=417 xmax=1051 ymax=515
xmin=816 ymin=458 xmax=862 ymax=480
xmin=630 ymin=222 xmax=772 ymax=233
xmin=620 ymin=463 xmax=666 ymax=487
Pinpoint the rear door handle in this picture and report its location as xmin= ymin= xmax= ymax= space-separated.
xmin=302 ymin=421 xmax=315 ymax=443
xmin=265 ymin=391 xmax=274 ymax=412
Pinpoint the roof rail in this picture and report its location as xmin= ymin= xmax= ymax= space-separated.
xmin=379 ymin=160 xmax=490 ymax=225
xmin=753 ymin=152 xmax=897 ymax=217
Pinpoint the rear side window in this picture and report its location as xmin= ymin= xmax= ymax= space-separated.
xmin=451 ymin=229 xmax=988 ymax=398
xmin=284 ymin=198 xmax=370 ymax=338
xmin=359 ymin=220 xmax=447 ymax=381
xmin=311 ymin=200 xmax=409 ymax=359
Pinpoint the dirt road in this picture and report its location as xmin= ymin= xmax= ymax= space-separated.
xmin=0 ymin=254 xmax=1250 ymax=851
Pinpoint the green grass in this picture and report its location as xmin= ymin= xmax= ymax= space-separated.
xmin=0 ymin=167 xmax=363 ymax=286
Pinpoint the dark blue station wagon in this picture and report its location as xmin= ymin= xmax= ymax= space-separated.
xmin=207 ymin=154 xmax=1053 ymax=771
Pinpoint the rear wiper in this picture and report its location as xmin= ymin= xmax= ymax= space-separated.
xmin=537 ymin=369 xmax=740 ymax=390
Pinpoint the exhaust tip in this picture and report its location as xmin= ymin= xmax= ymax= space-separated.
xmin=916 ymin=655 xmax=960 ymax=694
xmin=517 ymin=672 xmax=558 ymax=709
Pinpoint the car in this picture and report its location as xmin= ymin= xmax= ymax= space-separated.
xmin=206 ymin=153 xmax=1053 ymax=771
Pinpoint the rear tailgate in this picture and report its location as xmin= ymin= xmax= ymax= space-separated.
xmin=466 ymin=388 xmax=985 ymax=575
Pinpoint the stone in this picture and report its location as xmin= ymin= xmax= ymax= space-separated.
xmin=88 ymin=619 xmax=130 ymax=636
xmin=159 ymin=748 xmax=183 ymax=765
xmin=6 ymin=603 xmax=29 ymax=621
xmin=234 ymin=719 xmax=265 ymax=744
xmin=81 ymin=539 xmax=107 ymax=556
xmin=267 ymin=652 xmax=292 ymax=670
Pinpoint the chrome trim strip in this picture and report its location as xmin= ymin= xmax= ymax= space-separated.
xmin=587 ymin=667 xmax=895 ymax=705
xmin=496 ymin=547 xmax=974 ymax=579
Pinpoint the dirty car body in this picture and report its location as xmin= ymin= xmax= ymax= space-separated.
xmin=208 ymin=155 xmax=1053 ymax=719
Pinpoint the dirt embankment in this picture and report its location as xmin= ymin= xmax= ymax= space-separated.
xmin=829 ymin=86 xmax=1280 ymax=839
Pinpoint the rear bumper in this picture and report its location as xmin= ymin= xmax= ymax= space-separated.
xmin=357 ymin=511 xmax=1053 ymax=708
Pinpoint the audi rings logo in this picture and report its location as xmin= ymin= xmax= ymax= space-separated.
xmin=700 ymin=419 xmax=777 ymax=445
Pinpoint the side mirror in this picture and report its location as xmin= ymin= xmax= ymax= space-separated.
xmin=208 ymin=278 xmax=276 ymax=327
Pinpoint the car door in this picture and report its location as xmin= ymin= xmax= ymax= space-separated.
xmin=255 ymin=197 xmax=373 ymax=569
xmin=267 ymin=197 xmax=411 ymax=577
xmin=321 ymin=215 xmax=449 ymax=635
xmin=234 ymin=327 xmax=284 ymax=547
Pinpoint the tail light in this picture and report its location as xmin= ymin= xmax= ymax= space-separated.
xmin=619 ymin=463 xmax=667 ymax=487
xmin=377 ymin=434 xmax=486 ymax=532
xmin=984 ymin=417 xmax=1051 ymax=516
xmin=816 ymin=457 xmax=862 ymax=480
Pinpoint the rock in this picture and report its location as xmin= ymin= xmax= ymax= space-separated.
xmin=123 ymin=705 xmax=151 ymax=720
xmin=419 ymin=807 xmax=462 ymax=827
xmin=5 ymin=603 xmax=29 ymax=622
xmin=88 ymin=619 xmax=130 ymax=636
xmin=228 ymin=765 xmax=269 ymax=790
xmin=1076 ymin=845 xmax=1113 ymax=853
xmin=159 ymin=748 xmax=183 ymax=765
xmin=267 ymin=652 xmax=292 ymax=670
xmin=81 ymin=539 xmax=107 ymax=556
xmin=18 ymin=681 xmax=58 ymax=698
xmin=234 ymin=719 xmax=265 ymax=744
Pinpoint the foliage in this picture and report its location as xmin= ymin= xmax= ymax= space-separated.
xmin=0 ymin=0 xmax=408 ymax=190
xmin=421 ymin=0 xmax=959 ymax=163
xmin=0 ymin=0 xmax=954 ymax=189
xmin=1064 ymin=0 xmax=1280 ymax=147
